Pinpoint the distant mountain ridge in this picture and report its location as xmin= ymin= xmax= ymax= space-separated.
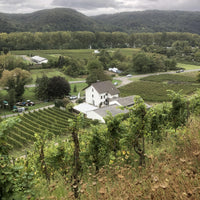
xmin=0 ymin=8 xmax=200 ymax=34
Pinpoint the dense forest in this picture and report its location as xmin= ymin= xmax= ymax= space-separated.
xmin=1 ymin=8 xmax=200 ymax=34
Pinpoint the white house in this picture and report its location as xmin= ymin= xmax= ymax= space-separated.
xmin=85 ymin=80 xmax=120 ymax=107
xmin=31 ymin=56 xmax=48 ymax=64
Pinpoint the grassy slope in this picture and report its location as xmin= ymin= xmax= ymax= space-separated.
xmin=33 ymin=117 xmax=200 ymax=199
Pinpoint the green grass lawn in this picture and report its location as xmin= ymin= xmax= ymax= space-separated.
xmin=177 ymin=63 xmax=200 ymax=70
xmin=30 ymin=68 xmax=85 ymax=84
xmin=70 ymin=82 xmax=88 ymax=97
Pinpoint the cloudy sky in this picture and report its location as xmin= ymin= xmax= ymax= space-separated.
xmin=0 ymin=0 xmax=200 ymax=15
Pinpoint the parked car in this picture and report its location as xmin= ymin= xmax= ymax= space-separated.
xmin=69 ymin=96 xmax=77 ymax=100
xmin=25 ymin=100 xmax=35 ymax=106
xmin=3 ymin=100 xmax=8 ymax=106
xmin=16 ymin=101 xmax=26 ymax=106
xmin=176 ymin=69 xmax=184 ymax=73
xmin=126 ymin=74 xmax=132 ymax=77
xmin=13 ymin=106 xmax=28 ymax=113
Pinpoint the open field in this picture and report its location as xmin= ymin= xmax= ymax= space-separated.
xmin=12 ymin=49 xmax=96 ymax=60
xmin=119 ymin=81 xmax=200 ymax=102
xmin=177 ymin=63 xmax=200 ymax=70
xmin=11 ymin=48 xmax=141 ymax=60
xmin=140 ymin=73 xmax=196 ymax=83
xmin=30 ymin=68 xmax=85 ymax=84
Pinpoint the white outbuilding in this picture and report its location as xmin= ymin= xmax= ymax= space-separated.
xmin=31 ymin=56 xmax=48 ymax=64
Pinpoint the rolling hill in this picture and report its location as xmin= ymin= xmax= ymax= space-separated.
xmin=0 ymin=8 xmax=200 ymax=34
xmin=0 ymin=8 xmax=97 ymax=32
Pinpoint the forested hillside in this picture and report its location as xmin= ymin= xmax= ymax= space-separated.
xmin=0 ymin=8 xmax=97 ymax=32
xmin=92 ymin=10 xmax=200 ymax=33
xmin=1 ymin=8 xmax=200 ymax=34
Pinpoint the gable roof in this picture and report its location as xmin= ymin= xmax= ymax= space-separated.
xmin=114 ymin=95 xmax=135 ymax=107
xmin=94 ymin=104 xmax=128 ymax=118
xmin=91 ymin=80 xmax=120 ymax=95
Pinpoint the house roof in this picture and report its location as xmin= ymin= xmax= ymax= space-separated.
xmin=31 ymin=56 xmax=47 ymax=62
xmin=93 ymin=104 xmax=128 ymax=118
xmin=113 ymin=95 xmax=135 ymax=107
xmin=73 ymin=103 xmax=97 ymax=114
xmin=91 ymin=80 xmax=120 ymax=95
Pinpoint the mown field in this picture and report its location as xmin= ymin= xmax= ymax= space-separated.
xmin=119 ymin=73 xmax=200 ymax=102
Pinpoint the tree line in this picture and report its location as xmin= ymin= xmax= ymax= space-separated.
xmin=0 ymin=31 xmax=199 ymax=51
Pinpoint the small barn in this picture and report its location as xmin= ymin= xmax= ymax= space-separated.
xmin=31 ymin=56 xmax=48 ymax=64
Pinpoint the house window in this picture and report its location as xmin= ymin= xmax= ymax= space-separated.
xmin=101 ymin=96 xmax=102 ymax=99
xmin=92 ymin=88 xmax=94 ymax=92
xmin=92 ymin=94 xmax=94 ymax=98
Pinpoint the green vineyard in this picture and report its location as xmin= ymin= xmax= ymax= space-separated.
xmin=5 ymin=107 xmax=77 ymax=149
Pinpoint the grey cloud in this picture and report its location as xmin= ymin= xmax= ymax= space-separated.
xmin=52 ymin=0 xmax=124 ymax=10
xmin=0 ymin=0 xmax=200 ymax=15
xmin=0 ymin=0 xmax=23 ymax=3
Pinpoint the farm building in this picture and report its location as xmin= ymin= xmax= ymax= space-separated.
xmin=86 ymin=104 xmax=129 ymax=123
xmin=31 ymin=56 xmax=48 ymax=64
xmin=74 ymin=81 xmax=150 ymax=123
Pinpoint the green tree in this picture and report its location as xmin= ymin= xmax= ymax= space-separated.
xmin=86 ymin=127 xmax=109 ymax=173
xmin=105 ymin=113 xmax=124 ymax=156
xmin=34 ymin=131 xmax=53 ymax=183
xmin=194 ymin=51 xmax=200 ymax=62
xmin=86 ymin=59 xmax=111 ymax=85
xmin=121 ymin=96 xmax=148 ymax=166
xmin=47 ymin=76 xmax=70 ymax=99
xmin=68 ymin=114 xmax=84 ymax=198
xmin=8 ymin=88 xmax=16 ymax=110
xmin=63 ymin=58 xmax=83 ymax=77
xmin=0 ymin=68 xmax=31 ymax=101
xmin=168 ymin=90 xmax=187 ymax=132
xmin=35 ymin=74 xmax=49 ymax=101
xmin=73 ymin=85 xmax=77 ymax=93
